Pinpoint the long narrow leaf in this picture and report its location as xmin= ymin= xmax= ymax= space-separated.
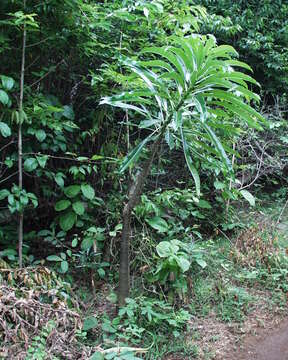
xmin=100 ymin=99 xmax=149 ymax=116
xmin=201 ymin=123 xmax=232 ymax=171
xmin=119 ymin=134 xmax=154 ymax=173
xmin=209 ymin=100 xmax=263 ymax=130
xmin=206 ymin=90 xmax=265 ymax=122
xmin=224 ymin=59 xmax=253 ymax=72
xmin=209 ymin=45 xmax=238 ymax=59
xmin=142 ymin=47 xmax=185 ymax=83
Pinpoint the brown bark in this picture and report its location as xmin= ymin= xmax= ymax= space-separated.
xmin=18 ymin=0 xmax=26 ymax=268
xmin=118 ymin=136 xmax=162 ymax=306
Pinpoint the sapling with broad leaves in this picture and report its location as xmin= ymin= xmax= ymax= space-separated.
xmin=100 ymin=34 xmax=266 ymax=306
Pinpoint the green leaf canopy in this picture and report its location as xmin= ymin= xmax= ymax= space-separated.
xmin=101 ymin=35 xmax=266 ymax=195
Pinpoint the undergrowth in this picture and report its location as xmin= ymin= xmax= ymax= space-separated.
xmin=1 ymin=193 xmax=288 ymax=359
xmin=80 ymin=213 xmax=288 ymax=359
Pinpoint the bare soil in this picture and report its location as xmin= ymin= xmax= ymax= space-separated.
xmin=187 ymin=289 xmax=288 ymax=360
xmin=166 ymin=294 xmax=287 ymax=360
xmin=169 ymin=205 xmax=288 ymax=360
xmin=227 ymin=319 xmax=288 ymax=360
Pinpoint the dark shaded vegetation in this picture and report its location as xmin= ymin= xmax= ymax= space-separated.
xmin=0 ymin=1 xmax=287 ymax=359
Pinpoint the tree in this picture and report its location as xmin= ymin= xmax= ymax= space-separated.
xmin=101 ymin=34 xmax=266 ymax=305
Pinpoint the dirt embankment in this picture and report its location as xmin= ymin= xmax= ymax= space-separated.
xmin=226 ymin=319 xmax=288 ymax=360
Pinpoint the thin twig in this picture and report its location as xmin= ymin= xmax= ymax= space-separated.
xmin=18 ymin=0 xmax=26 ymax=268
xmin=275 ymin=198 xmax=288 ymax=226
xmin=0 ymin=171 xmax=19 ymax=185
xmin=0 ymin=140 xmax=16 ymax=153
xmin=26 ymin=37 xmax=51 ymax=48
xmin=28 ymin=59 xmax=65 ymax=88
xmin=23 ymin=152 xmax=116 ymax=163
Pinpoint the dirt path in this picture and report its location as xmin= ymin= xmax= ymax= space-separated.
xmin=232 ymin=319 xmax=288 ymax=360
xmin=229 ymin=205 xmax=288 ymax=360
xmin=189 ymin=203 xmax=288 ymax=360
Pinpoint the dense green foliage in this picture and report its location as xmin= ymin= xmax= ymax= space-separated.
xmin=0 ymin=1 xmax=207 ymax=256
xmin=196 ymin=0 xmax=288 ymax=98
xmin=0 ymin=1 xmax=288 ymax=358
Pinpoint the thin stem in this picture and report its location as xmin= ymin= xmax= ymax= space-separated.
xmin=18 ymin=0 xmax=27 ymax=268
xmin=226 ymin=142 xmax=236 ymax=216
xmin=276 ymin=198 xmax=288 ymax=226
xmin=29 ymin=59 xmax=64 ymax=88
xmin=0 ymin=171 xmax=19 ymax=185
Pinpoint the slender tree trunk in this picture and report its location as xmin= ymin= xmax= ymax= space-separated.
xmin=118 ymin=136 xmax=162 ymax=306
xmin=225 ymin=142 xmax=236 ymax=217
xmin=18 ymin=0 xmax=26 ymax=268
xmin=118 ymin=206 xmax=131 ymax=305
xmin=117 ymin=90 xmax=190 ymax=306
